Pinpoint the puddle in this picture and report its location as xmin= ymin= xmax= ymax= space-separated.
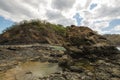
xmin=0 ymin=62 xmax=62 ymax=80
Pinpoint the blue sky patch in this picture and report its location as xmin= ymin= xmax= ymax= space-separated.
xmin=103 ymin=19 xmax=120 ymax=31
xmin=0 ymin=16 xmax=14 ymax=34
xmin=73 ymin=13 xmax=83 ymax=26
xmin=90 ymin=3 xmax=97 ymax=10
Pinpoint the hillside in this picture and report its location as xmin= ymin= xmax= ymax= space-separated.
xmin=0 ymin=19 xmax=109 ymax=46
xmin=65 ymin=25 xmax=109 ymax=47
xmin=104 ymin=34 xmax=120 ymax=46
xmin=0 ymin=20 xmax=66 ymax=45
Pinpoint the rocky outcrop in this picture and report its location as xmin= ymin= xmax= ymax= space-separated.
xmin=64 ymin=45 xmax=119 ymax=59
xmin=58 ymin=25 xmax=120 ymax=80
xmin=62 ymin=26 xmax=119 ymax=62
xmin=0 ymin=24 xmax=120 ymax=80
xmin=63 ymin=25 xmax=118 ymax=57
xmin=65 ymin=25 xmax=109 ymax=46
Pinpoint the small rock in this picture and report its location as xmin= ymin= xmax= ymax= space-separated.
xmin=69 ymin=66 xmax=84 ymax=73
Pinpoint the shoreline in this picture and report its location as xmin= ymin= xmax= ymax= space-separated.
xmin=0 ymin=44 xmax=120 ymax=80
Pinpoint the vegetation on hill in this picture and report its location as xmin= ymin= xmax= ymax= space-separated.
xmin=0 ymin=19 xmax=109 ymax=46
xmin=104 ymin=34 xmax=120 ymax=46
xmin=0 ymin=19 xmax=66 ymax=45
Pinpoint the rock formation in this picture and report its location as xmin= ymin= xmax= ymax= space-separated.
xmin=0 ymin=20 xmax=120 ymax=80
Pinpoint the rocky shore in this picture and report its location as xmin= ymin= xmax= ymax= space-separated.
xmin=0 ymin=45 xmax=66 ymax=72
xmin=58 ymin=46 xmax=120 ymax=80
xmin=0 ymin=24 xmax=120 ymax=80
xmin=0 ymin=44 xmax=120 ymax=80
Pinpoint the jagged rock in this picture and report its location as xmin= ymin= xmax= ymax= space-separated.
xmin=59 ymin=25 xmax=120 ymax=80
xmin=65 ymin=25 xmax=109 ymax=47
xmin=65 ymin=46 xmax=119 ymax=59
xmin=63 ymin=25 xmax=119 ymax=59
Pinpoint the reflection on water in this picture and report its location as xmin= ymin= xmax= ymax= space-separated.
xmin=1 ymin=62 xmax=62 ymax=80
xmin=117 ymin=47 xmax=120 ymax=50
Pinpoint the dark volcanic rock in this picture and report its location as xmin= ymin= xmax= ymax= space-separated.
xmin=65 ymin=46 xmax=119 ymax=59
xmin=58 ymin=25 xmax=120 ymax=80
xmin=63 ymin=26 xmax=119 ymax=60
xmin=65 ymin=26 xmax=109 ymax=46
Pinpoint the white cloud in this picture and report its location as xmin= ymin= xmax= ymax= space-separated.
xmin=104 ymin=25 xmax=120 ymax=34
xmin=78 ymin=0 xmax=120 ymax=34
xmin=114 ymin=25 xmax=120 ymax=31
xmin=51 ymin=0 xmax=76 ymax=11
xmin=45 ymin=9 xmax=76 ymax=26
xmin=0 ymin=0 xmax=76 ymax=26
xmin=0 ymin=0 xmax=50 ymax=21
xmin=91 ymin=21 xmax=110 ymax=34
xmin=0 ymin=0 xmax=120 ymax=34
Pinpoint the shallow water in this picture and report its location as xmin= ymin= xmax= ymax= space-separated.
xmin=0 ymin=62 xmax=62 ymax=80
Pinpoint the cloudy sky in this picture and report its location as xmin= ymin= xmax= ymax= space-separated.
xmin=0 ymin=0 xmax=120 ymax=34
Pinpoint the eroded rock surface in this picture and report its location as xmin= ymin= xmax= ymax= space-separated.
xmin=0 ymin=25 xmax=120 ymax=80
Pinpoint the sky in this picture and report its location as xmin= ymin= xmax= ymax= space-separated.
xmin=0 ymin=0 xmax=120 ymax=34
